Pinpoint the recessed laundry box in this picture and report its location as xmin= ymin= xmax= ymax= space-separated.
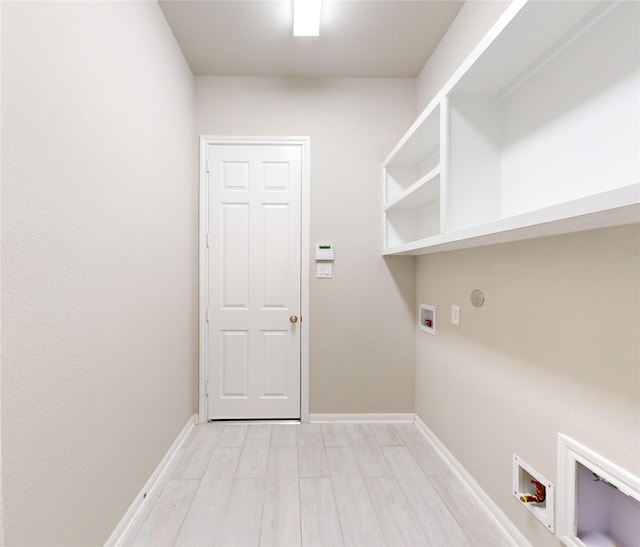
xmin=513 ymin=454 xmax=555 ymax=532
xmin=418 ymin=304 xmax=436 ymax=335
xmin=557 ymin=434 xmax=640 ymax=547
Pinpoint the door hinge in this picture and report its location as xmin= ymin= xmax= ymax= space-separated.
xmin=206 ymin=233 xmax=210 ymax=248
xmin=206 ymin=159 xmax=211 ymax=173
xmin=205 ymin=380 xmax=209 ymax=397
xmin=206 ymin=308 xmax=210 ymax=322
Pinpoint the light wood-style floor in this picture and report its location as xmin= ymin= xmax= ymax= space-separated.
xmin=123 ymin=422 xmax=513 ymax=546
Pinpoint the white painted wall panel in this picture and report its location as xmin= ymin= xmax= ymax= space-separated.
xmin=222 ymin=161 xmax=250 ymax=190
xmin=261 ymin=331 xmax=289 ymax=397
xmin=221 ymin=331 xmax=249 ymax=397
xmin=262 ymin=204 xmax=289 ymax=308
xmin=262 ymin=162 xmax=290 ymax=191
xmin=221 ymin=204 xmax=250 ymax=309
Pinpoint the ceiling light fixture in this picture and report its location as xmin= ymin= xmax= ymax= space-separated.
xmin=293 ymin=0 xmax=322 ymax=37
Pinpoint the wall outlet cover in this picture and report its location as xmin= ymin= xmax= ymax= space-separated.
xmin=451 ymin=305 xmax=460 ymax=325
xmin=316 ymin=263 xmax=332 ymax=278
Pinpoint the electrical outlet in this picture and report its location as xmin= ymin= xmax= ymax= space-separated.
xmin=451 ymin=305 xmax=460 ymax=326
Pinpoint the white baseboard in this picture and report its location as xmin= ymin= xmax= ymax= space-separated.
xmin=308 ymin=413 xmax=415 ymax=423
xmin=414 ymin=415 xmax=531 ymax=547
xmin=104 ymin=413 xmax=198 ymax=546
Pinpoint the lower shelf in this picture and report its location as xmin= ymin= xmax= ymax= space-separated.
xmin=382 ymin=184 xmax=639 ymax=256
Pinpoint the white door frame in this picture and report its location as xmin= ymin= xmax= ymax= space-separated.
xmin=198 ymin=136 xmax=310 ymax=423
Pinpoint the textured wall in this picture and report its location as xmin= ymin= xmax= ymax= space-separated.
xmin=1 ymin=2 xmax=196 ymax=544
xmin=196 ymin=77 xmax=417 ymax=414
xmin=415 ymin=225 xmax=640 ymax=545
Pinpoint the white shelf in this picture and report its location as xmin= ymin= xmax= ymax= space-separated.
xmin=385 ymin=101 xmax=440 ymax=168
xmin=385 ymin=167 xmax=440 ymax=211
xmin=385 ymin=202 xmax=440 ymax=249
xmin=383 ymin=184 xmax=640 ymax=256
xmin=382 ymin=0 xmax=639 ymax=256
xmin=383 ymin=95 xmax=443 ymax=248
xmin=450 ymin=0 xmax=606 ymax=95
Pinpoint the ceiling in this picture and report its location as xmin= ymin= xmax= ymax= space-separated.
xmin=159 ymin=0 xmax=464 ymax=78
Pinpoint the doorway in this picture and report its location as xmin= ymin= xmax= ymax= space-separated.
xmin=199 ymin=136 xmax=309 ymax=421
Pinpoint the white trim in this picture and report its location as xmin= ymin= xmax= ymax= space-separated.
xmin=512 ymin=454 xmax=555 ymax=533
xmin=300 ymin=138 xmax=310 ymax=423
xmin=208 ymin=420 xmax=301 ymax=426
xmin=104 ymin=414 xmax=197 ymax=546
xmin=309 ymin=413 xmax=415 ymax=424
xmin=557 ymin=433 xmax=640 ymax=546
xmin=198 ymin=136 xmax=209 ymax=423
xmin=414 ymin=415 xmax=531 ymax=547
xmin=198 ymin=136 xmax=310 ymax=423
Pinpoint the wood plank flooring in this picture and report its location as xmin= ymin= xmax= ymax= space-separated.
xmin=124 ymin=422 xmax=513 ymax=546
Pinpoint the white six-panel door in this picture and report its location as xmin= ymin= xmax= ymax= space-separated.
xmin=205 ymin=142 xmax=302 ymax=420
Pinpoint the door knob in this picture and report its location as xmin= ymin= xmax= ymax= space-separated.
xmin=289 ymin=315 xmax=298 ymax=323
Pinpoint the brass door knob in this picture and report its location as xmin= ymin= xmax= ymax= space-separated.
xmin=289 ymin=315 xmax=298 ymax=323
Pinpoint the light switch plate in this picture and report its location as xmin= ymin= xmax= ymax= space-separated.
xmin=316 ymin=263 xmax=332 ymax=278
xmin=451 ymin=305 xmax=460 ymax=326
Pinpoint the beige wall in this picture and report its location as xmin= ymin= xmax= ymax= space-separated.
xmin=416 ymin=0 xmax=510 ymax=112
xmin=196 ymin=77 xmax=417 ymax=413
xmin=415 ymin=4 xmax=639 ymax=545
xmin=415 ymin=225 xmax=640 ymax=545
xmin=1 ymin=2 xmax=197 ymax=545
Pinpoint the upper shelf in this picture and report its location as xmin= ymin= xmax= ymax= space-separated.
xmin=384 ymin=103 xmax=440 ymax=168
xmin=382 ymin=0 xmax=639 ymax=256
xmin=450 ymin=0 xmax=605 ymax=95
